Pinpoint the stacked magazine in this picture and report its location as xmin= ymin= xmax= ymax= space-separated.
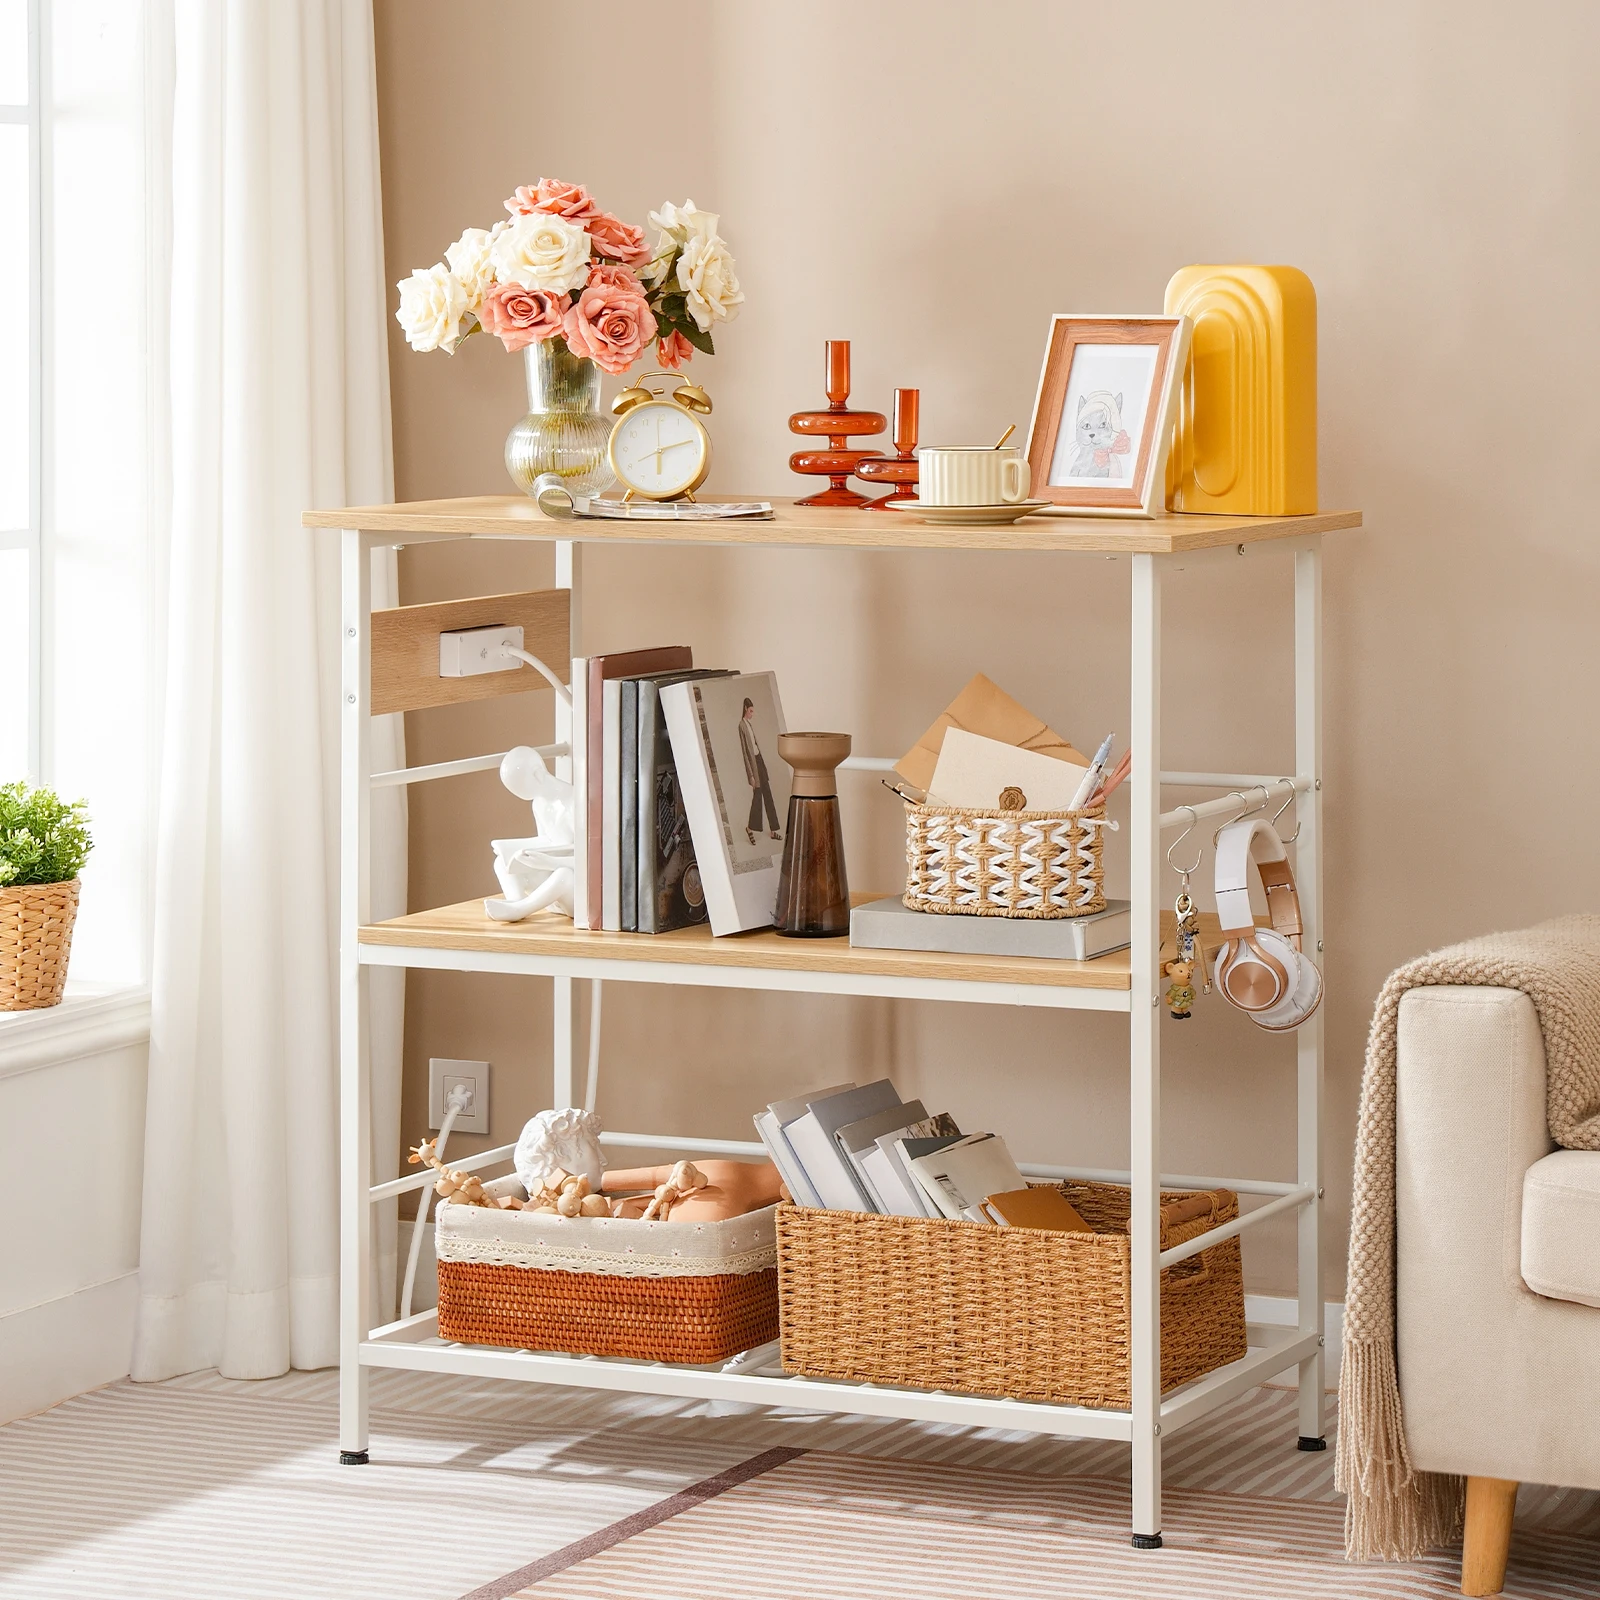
xmin=753 ymin=1078 xmax=1081 ymax=1227
xmin=570 ymin=650 xmax=790 ymax=937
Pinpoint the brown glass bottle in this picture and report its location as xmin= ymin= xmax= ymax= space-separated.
xmin=773 ymin=733 xmax=851 ymax=937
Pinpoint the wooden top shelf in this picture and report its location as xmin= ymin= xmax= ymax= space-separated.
xmin=305 ymin=495 xmax=1360 ymax=555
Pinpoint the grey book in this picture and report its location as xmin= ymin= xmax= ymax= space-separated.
xmin=850 ymin=896 xmax=1131 ymax=961
xmin=636 ymin=669 xmax=734 ymax=934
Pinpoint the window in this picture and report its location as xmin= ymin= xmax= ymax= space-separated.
xmin=0 ymin=0 xmax=37 ymax=780
xmin=3 ymin=0 xmax=153 ymax=988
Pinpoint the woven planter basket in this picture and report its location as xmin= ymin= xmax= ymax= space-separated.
xmin=903 ymin=802 xmax=1107 ymax=919
xmin=0 ymin=879 xmax=81 ymax=1011
xmin=434 ymin=1190 xmax=780 ymax=1364
xmin=776 ymin=1180 xmax=1246 ymax=1408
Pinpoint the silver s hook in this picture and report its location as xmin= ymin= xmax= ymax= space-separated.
xmin=1213 ymin=784 xmax=1270 ymax=846
xmin=1272 ymin=778 xmax=1302 ymax=844
xmin=1166 ymin=806 xmax=1204 ymax=876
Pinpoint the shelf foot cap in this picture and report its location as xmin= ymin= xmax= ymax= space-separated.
xmin=1131 ymin=1532 xmax=1163 ymax=1550
xmin=339 ymin=1449 xmax=370 ymax=1466
xmin=1297 ymin=1435 xmax=1328 ymax=1452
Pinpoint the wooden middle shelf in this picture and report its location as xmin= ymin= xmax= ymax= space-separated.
xmin=357 ymin=900 xmax=1243 ymax=1014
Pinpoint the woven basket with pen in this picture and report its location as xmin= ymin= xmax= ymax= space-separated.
xmin=902 ymin=796 xmax=1108 ymax=919
xmin=894 ymin=677 xmax=1125 ymax=922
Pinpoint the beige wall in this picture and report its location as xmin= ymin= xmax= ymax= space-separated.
xmin=374 ymin=1 xmax=1600 ymax=1295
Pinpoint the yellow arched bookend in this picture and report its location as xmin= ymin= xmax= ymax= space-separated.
xmin=1163 ymin=265 xmax=1317 ymax=515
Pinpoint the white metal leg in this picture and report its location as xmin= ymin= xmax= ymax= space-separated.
xmin=552 ymin=538 xmax=582 ymax=1108
xmin=1294 ymin=539 xmax=1327 ymax=1444
xmin=339 ymin=530 xmax=374 ymax=1461
xmin=1128 ymin=553 xmax=1163 ymax=1546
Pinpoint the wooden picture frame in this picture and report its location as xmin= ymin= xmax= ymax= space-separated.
xmin=1024 ymin=315 xmax=1191 ymax=518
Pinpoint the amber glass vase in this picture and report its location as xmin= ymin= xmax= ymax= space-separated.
xmin=773 ymin=733 xmax=851 ymax=937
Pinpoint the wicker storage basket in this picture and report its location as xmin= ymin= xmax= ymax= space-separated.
xmin=776 ymin=1181 xmax=1245 ymax=1407
xmin=435 ymin=1188 xmax=780 ymax=1364
xmin=0 ymin=879 xmax=81 ymax=1011
xmin=903 ymin=803 xmax=1106 ymax=919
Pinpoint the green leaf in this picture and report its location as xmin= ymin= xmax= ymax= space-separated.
xmin=679 ymin=320 xmax=715 ymax=355
xmin=0 ymin=781 xmax=93 ymax=886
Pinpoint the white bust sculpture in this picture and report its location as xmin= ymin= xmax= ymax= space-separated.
xmin=483 ymin=745 xmax=576 ymax=921
xmin=514 ymin=1107 xmax=606 ymax=1194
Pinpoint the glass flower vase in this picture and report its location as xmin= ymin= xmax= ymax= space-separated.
xmin=504 ymin=336 xmax=614 ymax=499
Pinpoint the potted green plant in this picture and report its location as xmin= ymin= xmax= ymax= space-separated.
xmin=0 ymin=781 xmax=92 ymax=1010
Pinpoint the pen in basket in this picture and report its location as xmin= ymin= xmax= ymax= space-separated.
xmin=1069 ymin=734 xmax=1116 ymax=810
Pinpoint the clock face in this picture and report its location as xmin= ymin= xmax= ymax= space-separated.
xmin=610 ymin=402 xmax=708 ymax=498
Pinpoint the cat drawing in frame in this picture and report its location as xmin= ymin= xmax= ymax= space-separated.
xmin=484 ymin=745 xmax=577 ymax=921
xmin=1068 ymin=389 xmax=1132 ymax=479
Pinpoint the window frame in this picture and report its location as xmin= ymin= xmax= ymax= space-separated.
xmin=2 ymin=0 xmax=44 ymax=779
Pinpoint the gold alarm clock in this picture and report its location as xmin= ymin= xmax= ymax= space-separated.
xmin=607 ymin=372 xmax=713 ymax=501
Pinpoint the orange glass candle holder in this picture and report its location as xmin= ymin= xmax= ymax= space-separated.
xmin=788 ymin=340 xmax=885 ymax=508
xmin=854 ymin=387 xmax=920 ymax=509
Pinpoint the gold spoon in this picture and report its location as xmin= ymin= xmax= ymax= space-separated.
xmin=993 ymin=424 xmax=1016 ymax=449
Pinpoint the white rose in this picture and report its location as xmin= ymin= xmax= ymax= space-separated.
xmin=676 ymin=230 xmax=744 ymax=331
xmin=444 ymin=225 xmax=501 ymax=309
xmin=395 ymin=263 xmax=469 ymax=352
xmin=648 ymin=199 xmax=718 ymax=246
xmin=489 ymin=211 xmax=590 ymax=295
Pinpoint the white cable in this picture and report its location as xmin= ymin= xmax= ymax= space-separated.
xmin=585 ymin=979 xmax=602 ymax=1112
xmin=400 ymin=1083 xmax=472 ymax=1322
xmin=499 ymin=644 xmax=573 ymax=708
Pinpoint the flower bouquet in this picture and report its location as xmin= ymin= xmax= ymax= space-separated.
xmin=396 ymin=180 xmax=742 ymax=498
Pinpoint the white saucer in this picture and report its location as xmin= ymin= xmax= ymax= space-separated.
xmin=886 ymin=499 xmax=1050 ymax=527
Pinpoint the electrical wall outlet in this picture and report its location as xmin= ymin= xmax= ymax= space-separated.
xmin=428 ymin=1058 xmax=490 ymax=1135
xmin=438 ymin=624 xmax=524 ymax=678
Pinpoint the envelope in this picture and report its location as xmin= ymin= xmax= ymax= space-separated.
xmin=927 ymin=728 xmax=1090 ymax=810
xmin=895 ymin=673 xmax=1089 ymax=793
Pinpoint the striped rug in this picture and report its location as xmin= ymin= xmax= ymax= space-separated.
xmin=492 ymin=1447 xmax=1600 ymax=1600
xmin=0 ymin=1370 xmax=1593 ymax=1599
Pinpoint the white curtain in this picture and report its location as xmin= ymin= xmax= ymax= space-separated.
xmin=131 ymin=0 xmax=407 ymax=1382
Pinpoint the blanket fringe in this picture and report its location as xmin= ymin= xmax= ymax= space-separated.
xmin=1336 ymin=1336 xmax=1463 ymax=1560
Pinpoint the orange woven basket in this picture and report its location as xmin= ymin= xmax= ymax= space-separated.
xmin=433 ymin=1196 xmax=780 ymax=1364
xmin=0 ymin=879 xmax=80 ymax=1011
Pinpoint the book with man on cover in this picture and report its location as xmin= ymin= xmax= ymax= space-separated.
xmin=661 ymin=671 xmax=789 ymax=936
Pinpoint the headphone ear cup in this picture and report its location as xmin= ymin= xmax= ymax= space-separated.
xmin=1248 ymin=934 xmax=1324 ymax=1030
xmin=1215 ymin=931 xmax=1289 ymax=1012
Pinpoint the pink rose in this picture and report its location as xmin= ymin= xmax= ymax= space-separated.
xmin=479 ymin=282 xmax=569 ymax=352
xmin=504 ymin=177 xmax=599 ymax=221
xmin=656 ymin=330 xmax=694 ymax=369
xmin=586 ymin=209 xmax=651 ymax=265
xmin=563 ymin=281 xmax=657 ymax=374
xmin=586 ymin=261 xmax=643 ymax=293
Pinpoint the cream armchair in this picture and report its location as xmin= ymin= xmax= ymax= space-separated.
xmin=1395 ymin=985 xmax=1600 ymax=1595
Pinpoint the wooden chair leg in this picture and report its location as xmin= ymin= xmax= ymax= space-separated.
xmin=1461 ymin=1475 xmax=1518 ymax=1596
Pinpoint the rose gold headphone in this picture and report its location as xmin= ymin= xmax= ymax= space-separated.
xmin=1211 ymin=812 xmax=1322 ymax=1031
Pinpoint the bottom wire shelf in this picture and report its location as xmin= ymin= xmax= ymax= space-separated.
xmin=356 ymin=1311 xmax=1318 ymax=1443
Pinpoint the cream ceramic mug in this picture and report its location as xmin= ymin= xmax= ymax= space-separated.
xmin=917 ymin=446 xmax=1031 ymax=506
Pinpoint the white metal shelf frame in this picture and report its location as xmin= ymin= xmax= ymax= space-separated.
xmin=335 ymin=523 xmax=1326 ymax=1550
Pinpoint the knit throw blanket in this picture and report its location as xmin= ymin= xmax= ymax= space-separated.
xmin=1337 ymin=916 xmax=1600 ymax=1560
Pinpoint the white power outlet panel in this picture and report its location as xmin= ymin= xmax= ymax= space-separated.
xmin=428 ymin=1058 xmax=490 ymax=1135
xmin=439 ymin=624 xmax=524 ymax=678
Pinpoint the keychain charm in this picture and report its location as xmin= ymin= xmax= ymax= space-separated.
xmin=1163 ymin=807 xmax=1210 ymax=1019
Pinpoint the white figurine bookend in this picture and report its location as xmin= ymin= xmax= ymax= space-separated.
xmin=484 ymin=745 xmax=576 ymax=922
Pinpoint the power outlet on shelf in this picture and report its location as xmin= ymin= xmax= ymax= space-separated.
xmin=428 ymin=1058 xmax=490 ymax=1135
xmin=438 ymin=624 xmax=524 ymax=678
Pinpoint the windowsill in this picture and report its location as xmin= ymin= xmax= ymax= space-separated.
xmin=0 ymin=984 xmax=152 ymax=1079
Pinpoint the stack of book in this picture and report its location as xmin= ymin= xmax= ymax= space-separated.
xmin=569 ymin=650 xmax=791 ymax=937
xmin=753 ymin=1079 xmax=1089 ymax=1230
